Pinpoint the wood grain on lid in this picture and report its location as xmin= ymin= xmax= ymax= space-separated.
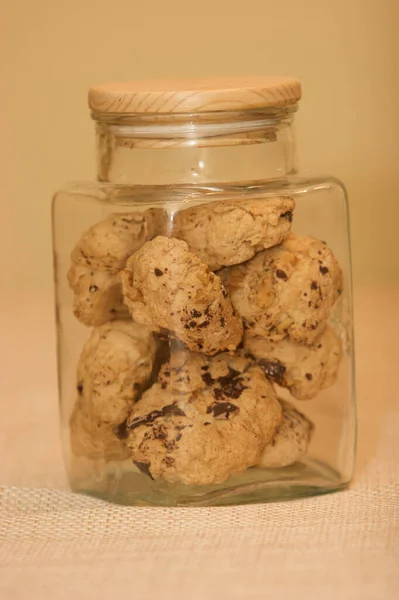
xmin=88 ymin=76 xmax=301 ymax=114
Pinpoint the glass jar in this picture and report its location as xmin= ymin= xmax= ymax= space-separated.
xmin=52 ymin=77 xmax=356 ymax=506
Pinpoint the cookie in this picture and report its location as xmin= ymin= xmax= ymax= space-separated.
xmin=220 ymin=234 xmax=343 ymax=344
xmin=259 ymin=400 xmax=313 ymax=468
xmin=70 ymin=320 xmax=159 ymax=460
xmin=68 ymin=209 xmax=164 ymax=326
xmin=67 ymin=266 xmax=129 ymax=327
xmin=245 ymin=325 xmax=342 ymax=400
xmin=172 ymin=196 xmax=295 ymax=270
xmin=121 ymin=236 xmax=243 ymax=355
xmin=126 ymin=351 xmax=282 ymax=485
xmin=71 ymin=209 xmax=164 ymax=272
xmin=70 ymin=397 xmax=130 ymax=461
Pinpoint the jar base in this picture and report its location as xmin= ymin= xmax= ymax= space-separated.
xmin=68 ymin=457 xmax=349 ymax=507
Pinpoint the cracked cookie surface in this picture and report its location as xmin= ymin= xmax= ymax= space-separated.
xmin=126 ymin=351 xmax=282 ymax=485
xmin=172 ymin=196 xmax=295 ymax=270
xmin=70 ymin=320 xmax=159 ymax=460
xmin=220 ymin=234 xmax=343 ymax=344
xmin=121 ymin=236 xmax=243 ymax=354
xmin=68 ymin=210 xmax=164 ymax=326
xmin=245 ymin=325 xmax=342 ymax=400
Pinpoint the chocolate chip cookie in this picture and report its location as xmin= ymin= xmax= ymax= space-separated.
xmin=259 ymin=399 xmax=313 ymax=468
xmin=126 ymin=351 xmax=282 ymax=485
xmin=220 ymin=234 xmax=343 ymax=344
xmin=245 ymin=325 xmax=342 ymax=400
xmin=68 ymin=209 xmax=164 ymax=326
xmin=70 ymin=320 xmax=159 ymax=460
xmin=67 ymin=266 xmax=129 ymax=327
xmin=121 ymin=236 xmax=243 ymax=355
xmin=172 ymin=196 xmax=295 ymax=270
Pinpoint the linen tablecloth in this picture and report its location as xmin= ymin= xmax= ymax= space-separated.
xmin=1 ymin=286 xmax=398 ymax=599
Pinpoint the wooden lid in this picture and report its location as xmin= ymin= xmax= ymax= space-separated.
xmin=88 ymin=76 xmax=301 ymax=115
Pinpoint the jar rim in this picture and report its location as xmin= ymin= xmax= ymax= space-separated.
xmin=92 ymin=104 xmax=298 ymax=125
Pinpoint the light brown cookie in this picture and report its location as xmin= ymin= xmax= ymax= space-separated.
xmin=244 ymin=325 xmax=342 ymax=400
xmin=67 ymin=266 xmax=129 ymax=327
xmin=172 ymin=196 xmax=295 ymax=270
xmin=126 ymin=351 xmax=282 ymax=485
xmin=68 ymin=209 xmax=164 ymax=326
xmin=121 ymin=236 xmax=243 ymax=355
xmin=70 ymin=320 xmax=159 ymax=460
xmin=259 ymin=400 xmax=313 ymax=468
xmin=70 ymin=397 xmax=130 ymax=461
xmin=71 ymin=209 xmax=164 ymax=272
xmin=220 ymin=234 xmax=343 ymax=345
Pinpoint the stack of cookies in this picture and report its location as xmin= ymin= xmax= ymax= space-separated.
xmin=68 ymin=196 xmax=343 ymax=486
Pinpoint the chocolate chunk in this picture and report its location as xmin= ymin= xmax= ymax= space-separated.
xmin=128 ymin=410 xmax=164 ymax=430
xmin=207 ymin=401 xmax=240 ymax=419
xmin=189 ymin=320 xmax=197 ymax=328
xmin=276 ymin=269 xmax=288 ymax=280
xmin=222 ymin=379 xmax=248 ymax=399
xmin=310 ymin=322 xmax=318 ymax=330
xmin=202 ymin=372 xmax=214 ymax=386
xmin=190 ymin=309 xmax=202 ymax=318
xmin=305 ymin=373 xmax=313 ymax=380
xmin=311 ymin=281 xmax=318 ymax=290
xmin=258 ymin=359 xmax=286 ymax=385
xmin=89 ymin=285 xmax=99 ymax=292
xmin=128 ymin=403 xmax=186 ymax=430
xmin=162 ymin=404 xmax=186 ymax=418
xmin=281 ymin=209 xmax=293 ymax=222
xmin=220 ymin=317 xmax=225 ymax=327
xmin=77 ymin=381 xmax=83 ymax=395
xmin=133 ymin=460 xmax=154 ymax=479
xmin=175 ymin=433 xmax=183 ymax=442
xmin=113 ymin=420 xmax=128 ymax=440
xmin=154 ymin=268 xmax=163 ymax=276
xmin=203 ymin=422 xmax=211 ymax=426
xmin=217 ymin=367 xmax=241 ymax=387
xmin=319 ymin=265 xmax=329 ymax=275
xmin=213 ymin=388 xmax=223 ymax=400
xmin=198 ymin=320 xmax=210 ymax=328
xmin=201 ymin=365 xmax=209 ymax=371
